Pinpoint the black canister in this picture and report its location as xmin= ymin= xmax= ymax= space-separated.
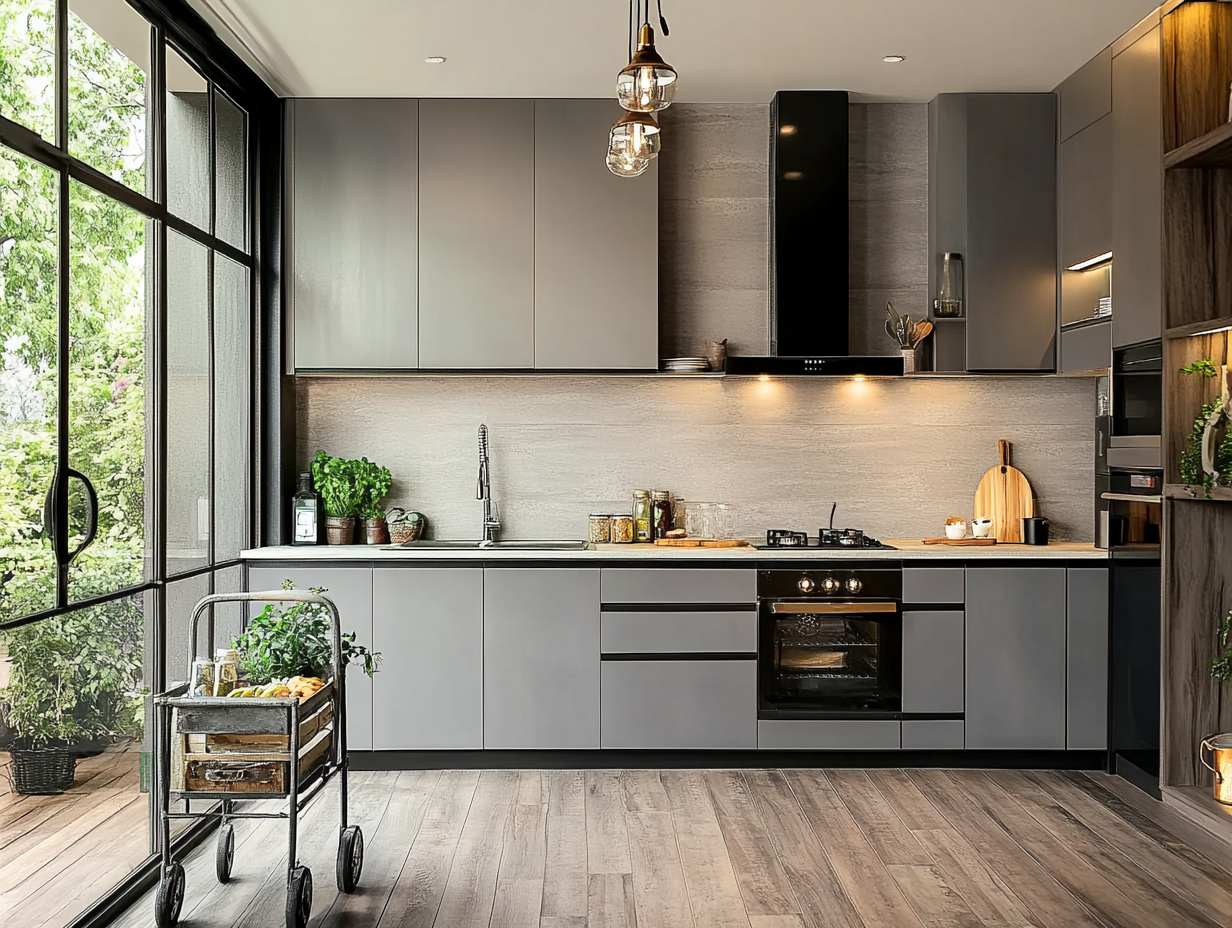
xmin=1022 ymin=517 xmax=1050 ymax=546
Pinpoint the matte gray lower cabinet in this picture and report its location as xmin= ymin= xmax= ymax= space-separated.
xmin=246 ymin=566 xmax=374 ymax=751
xmin=965 ymin=567 xmax=1067 ymax=749
xmin=902 ymin=611 xmax=965 ymax=714
xmin=1067 ymin=568 xmax=1110 ymax=750
xmin=601 ymin=661 xmax=756 ymax=749
xmin=371 ymin=568 xmax=483 ymax=750
xmin=483 ymin=568 xmax=600 ymax=749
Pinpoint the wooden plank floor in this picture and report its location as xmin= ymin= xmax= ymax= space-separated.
xmin=0 ymin=743 xmax=152 ymax=928
xmin=108 ymin=768 xmax=1232 ymax=928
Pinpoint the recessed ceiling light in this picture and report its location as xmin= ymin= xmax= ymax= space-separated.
xmin=425 ymin=56 xmax=447 ymax=64
xmin=883 ymin=55 xmax=906 ymax=63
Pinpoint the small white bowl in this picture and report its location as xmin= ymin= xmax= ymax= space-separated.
xmin=944 ymin=521 xmax=968 ymax=540
xmin=971 ymin=518 xmax=993 ymax=538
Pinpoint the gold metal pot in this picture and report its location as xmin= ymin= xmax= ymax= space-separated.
xmin=1200 ymin=734 xmax=1232 ymax=805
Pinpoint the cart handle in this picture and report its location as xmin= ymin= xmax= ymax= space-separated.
xmin=187 ymin=590 xmax=343 ymax=673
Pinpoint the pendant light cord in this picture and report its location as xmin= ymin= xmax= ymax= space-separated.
xmin=658 ymin=0 xmax=669 ymax=36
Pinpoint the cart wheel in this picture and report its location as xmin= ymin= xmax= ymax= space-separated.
xmin=215 ymin=823 xmax=235 ymax=883
xmin=286 ymin=866 xmax=313 ymax=928
xmin=336 ymin=825 xmax=364 ymax=893
xmin=154 ymin=862 xmax=185 ymax=928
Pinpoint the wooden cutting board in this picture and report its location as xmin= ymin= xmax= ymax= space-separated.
xmin=921 ymin=537 xmax=998 ymax=546
xmin=653 ymin=538 xmax=750 ymax=548
xmin=973 ymin=440 xmax=1035 ymax=543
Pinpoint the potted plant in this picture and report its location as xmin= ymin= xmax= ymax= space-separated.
xmin=230 ymin=580 xmax=381 ymax=682
xmin=1179 ymin=360 xmax=1232 ymax=498
xmin=311 ymin=451 xmax=362 ymax=544
xmin=355 ymin=458 xmax=393 ymax=545
xmin=884 ymin=302 xmax=933 ymax=374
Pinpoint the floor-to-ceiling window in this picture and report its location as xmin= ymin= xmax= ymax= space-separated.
xmin=0 ymin=1 xmax=268 ymax=924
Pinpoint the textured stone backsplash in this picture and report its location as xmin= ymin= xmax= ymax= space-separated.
xmin=297 ymin=376 xmax=1095 ymax=543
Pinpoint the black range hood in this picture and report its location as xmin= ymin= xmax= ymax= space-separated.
xmin=726 ymin=91 xmax=904 ymax=377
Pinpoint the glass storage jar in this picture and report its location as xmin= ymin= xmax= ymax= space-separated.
xmin=652 ymin=490 xmax=673 ymax=540
xmin=610 ymin=514 xmax=635 ymax=544
xmin=632 ymin=490 xmax=652 ymax=543
xmin=589 ymin=514 xmax=613 ymax=544
xmin=213 ymin=648 xmax=239 ymax=697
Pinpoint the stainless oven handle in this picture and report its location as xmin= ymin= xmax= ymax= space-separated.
xmin=770 ymin=602 xmax=897 ymax=615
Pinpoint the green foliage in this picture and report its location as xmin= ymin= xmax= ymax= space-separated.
xmin=1178 ymin=362 xmax=1232 ymax=497
xmin=1180 ymin=359 xmax=1219 ymax=378
xmin=230 ymin=580 xmax=381 ymax=684
xmin=2 ymin=596 xmax=145 ymax=748
xmin=354 ymin=458 xmax=392 ymax=521
xmin=310 ymin=451 xmax=361 ymax=518
xmin=1213 ymin=612 xmax=1232 ymax=682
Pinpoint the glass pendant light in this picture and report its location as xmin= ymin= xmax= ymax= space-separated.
xmin=611 ymin=110 xmax=661 ymax=158
xmin=618 ymin=2 xmax=677 ymax=112
xmin=606 ymin=145 xmax=651 ymax=177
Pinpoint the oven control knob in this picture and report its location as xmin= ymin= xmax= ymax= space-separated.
xmin=821 ymin=576 xmax=841 ymax=595
xmin=845 ymin=576 xmax=864 ymax=594
xmin=797 ymin=577 xmax=815 ymax=593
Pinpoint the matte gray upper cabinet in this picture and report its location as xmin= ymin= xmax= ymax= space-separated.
xmin=288 ymin=99 xmax=419 ymax=371
xmin=1060 ymin=115 xmax=1113 ymax=269
xmin=534 ymin=100 xmax=658 ymax=370
xmin=1057 ymin=47 xmax=1112 ymax=142
xmin=929 ymin=94 xmax=1058 ymax=373
xmin=419 ymin=100 xmax=536 ymax=369
xmin=246 ymin=566 xmax=374 ymax=751
xmin=371 ymin=568 xmax=483 ymax=750
xmin=965 ymin=567 xmax=1067 ymax=749
xmin=1112 ymin=26 xmax=1163 ymax=349
xmin=483 ymin=568 xmax=600 ymax=749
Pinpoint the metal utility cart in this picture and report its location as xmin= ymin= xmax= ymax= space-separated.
xmin=151 ymin=591 xmax=363 ymax=928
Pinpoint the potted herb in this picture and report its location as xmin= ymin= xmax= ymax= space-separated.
xmin=311 ymin=451 xmax=362 ymax=544
xmin=230 ymin=581 xmax=381 ymax=683
xmin=355 ymin=458 xmax=393 ymax=545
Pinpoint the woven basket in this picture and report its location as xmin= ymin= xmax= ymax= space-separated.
xmin=10 ymin=747 xmax=77 ymax=795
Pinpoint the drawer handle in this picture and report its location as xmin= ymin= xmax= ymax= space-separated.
xmin=771 ymin=602 xmax=897 ymax=615
xmin=204 ymin=766 xmax=272 ymax=783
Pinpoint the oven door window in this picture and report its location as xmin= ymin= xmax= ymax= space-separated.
xmin=768 ymin=612 xmax=900 ymax=712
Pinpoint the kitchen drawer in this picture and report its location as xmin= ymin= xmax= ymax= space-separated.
xmin=902 ymin=720 xmax=965 ymax=750
xmin=757 ymin=720 xmax=901 ymax=751
xmin=903 ymin=568 xmax=964 ymax=604
xmin=601 ymin=660 xmax=756 ymax=749
xmin=600 ymin=568 xmax=756 ymax=605
xmin=601 ymin=610 xmax=756 ymax=654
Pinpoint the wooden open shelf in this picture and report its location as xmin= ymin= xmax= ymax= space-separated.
xmin=1165 ymin=120 xmax=1232 ymax=169
xmin=1166 ymin=315 xmax=1232 ymax=339
xmin=1164 ymin=483 xmax=1232 ymax=501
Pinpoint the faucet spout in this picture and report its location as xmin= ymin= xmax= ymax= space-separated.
xmin=478 ymin=424 xmax=500 ymax=544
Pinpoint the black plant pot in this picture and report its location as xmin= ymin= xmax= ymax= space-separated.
xmin=10 ymin=746 xmax=77 ymax=795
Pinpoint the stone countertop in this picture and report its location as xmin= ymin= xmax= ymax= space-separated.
xmin=241 ymin=541 xmax=1108 ymax=561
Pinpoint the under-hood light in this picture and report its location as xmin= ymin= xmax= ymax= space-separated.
xmin=1067 ymin=251 xmax=1113 ymax=272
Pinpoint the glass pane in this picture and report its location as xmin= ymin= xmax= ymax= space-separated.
xmin=0 ymin=0 xmax=56 ymax=141
xmin=166 ymin=229 xmax=208 ymax=576
xmin=164 ymin=571 xmax=207 ymax=685
xmin=68 ymin=0 xmax=150 ymax=194
xmin=214 ymin=90 xmax=247 ymax=251
xmin=0 ymin=593 xmax=152 ymax=926
xmin=213 ymin=255 xmax=247 ymax=561
xmin=165 ymin=45 xmax=209 ymax=230
xmin=0 ymin=145 xmax=57 ymax=622
xmin=212 ymin=564 xmax=242 ymax=653
xmin=67 ymin=180 xmax=150 ymax=605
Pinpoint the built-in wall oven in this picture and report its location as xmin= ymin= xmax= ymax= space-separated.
xmin=758 ymin=568 xmax=902 ymax=719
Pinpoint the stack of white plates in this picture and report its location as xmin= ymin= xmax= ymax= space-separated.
xmin=663 ymin=357 xmax=710 ymax=373
xmin=1096 ymin=297 xmax=1113 ymax=318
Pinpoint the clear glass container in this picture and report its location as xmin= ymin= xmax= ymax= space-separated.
xmin=652 ymin=490 xmax=673 ymax=540
xmin=611 ymin=514 xmax=635 ymax=544
xmin=934 ymin=252 xmax=964 ymax=318
xmin=189 ymin=658 xmax=214 ymax=698
xmin=589 ymin=514 xmax=613 ymax=544
xmin=632 ymin=490 xmax=653 ymax=543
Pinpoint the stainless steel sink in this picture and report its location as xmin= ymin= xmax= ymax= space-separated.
xmin=384 ymin=539 xmax=589 ymax=552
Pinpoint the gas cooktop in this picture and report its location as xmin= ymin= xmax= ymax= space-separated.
xmin=758 ymin=528 xmax=897 ymax=551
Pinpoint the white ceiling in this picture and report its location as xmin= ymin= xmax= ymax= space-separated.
xmin=188 ymin=0 xmax=1161 ymax=102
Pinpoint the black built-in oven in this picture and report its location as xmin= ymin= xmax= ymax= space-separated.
xmin=758 ymin=567 xmax=902 ymax=719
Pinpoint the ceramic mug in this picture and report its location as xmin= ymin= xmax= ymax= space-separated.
xmin=971 ymin=518 xmax=993 ymax=538
xmin=944 ymin=521 xmax=968 ymax=540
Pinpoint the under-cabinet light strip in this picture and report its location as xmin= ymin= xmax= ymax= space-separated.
xmin=1066 ymin=251 xmax=1114 ymax=272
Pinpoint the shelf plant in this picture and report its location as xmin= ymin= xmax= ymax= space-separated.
xmin=1178 ymin=360 xmax=1232 ymax=498
xmin=310 ymin=451 xmax=363 ymax=543
xmin=354 ymin=457 xmax=393 ymax=544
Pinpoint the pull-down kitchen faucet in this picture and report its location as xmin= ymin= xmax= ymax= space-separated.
xmin=478 ymin=424 xmax=500 ymax=545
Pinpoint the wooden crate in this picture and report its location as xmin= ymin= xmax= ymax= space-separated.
xmin=184 ymin=701 xmax=333 ymax=755
xmin=181 ymin=729 xmax=332 ymax=794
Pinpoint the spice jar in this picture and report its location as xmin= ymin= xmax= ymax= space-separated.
xmin=632 ymin=490 xmax=652 ymax=543
xmin=589 ymin=513 xmax=613 ymax=544
xmin=652 ymin=490 xmax=673 ymax=541
xmin=610 ymin=514 xmax=635 ymax=544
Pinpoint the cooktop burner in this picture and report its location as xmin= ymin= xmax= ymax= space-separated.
xmin=759 ymin=528 xmax=896 ymax=551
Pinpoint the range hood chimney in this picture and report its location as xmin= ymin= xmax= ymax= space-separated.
xmin=727 ymin=91 xmax=903 ymax=376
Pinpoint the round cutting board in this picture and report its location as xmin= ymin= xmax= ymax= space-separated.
xmin=973 ymin=440 xmax=1035 ymax=543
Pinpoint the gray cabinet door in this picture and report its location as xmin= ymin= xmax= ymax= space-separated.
xmin=371 ymin=567 xmax=483 ymax=750
xmin=419 ymin=100 xmax=535 ymax=369
xmin=246 ymin=566 xmax=374 ymax=751
xmin=601 ymin=660 xmax=756 ymax=749
xmin=288 ymin=99 xmax=419 ymax=370
xmin=965 ymin=567 xmax=1067 ymax=749
xmin=1060 ymin=114 xmax=1113 ymax=269
xmin=483 ymin=568 xmax=600 ymax=748
xmin=534 ymin=100 xmax=658 ymax=370
xmin=1112 ymin=27 xmax=1162 ymax=348
xmin=902 ymin=611 xmax=965 ymax=714
xmin=966 ymin=94 xmax=1058 ymax=372
xmin=1058 ymin=47 xmax=1112 ymax=142
xmin=1060 ymin=320 xmax=1112 ymax=374
xmin=1067 ymin=568 xmax=1110 ymax=750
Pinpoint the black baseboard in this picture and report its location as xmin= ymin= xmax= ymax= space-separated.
xmin=349 ymin=749 xmax=1107 ymax=771
xmin=1114 ymin=753 xmax=1162 ymax=800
